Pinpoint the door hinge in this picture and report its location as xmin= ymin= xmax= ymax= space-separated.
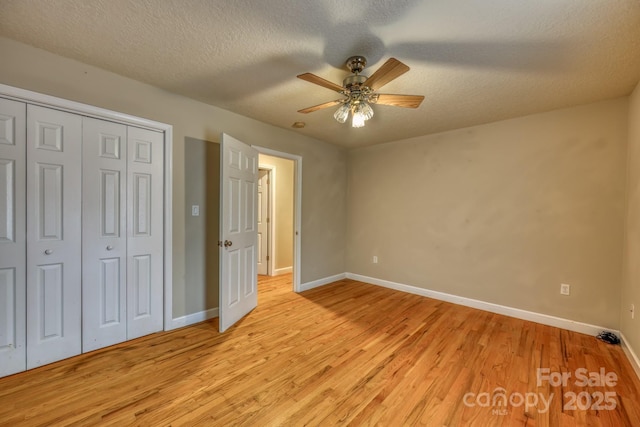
xmin=266 ymin=255 xmax=270 ymax=261
xmin=267 ymin=217 xmax=270 ymax=223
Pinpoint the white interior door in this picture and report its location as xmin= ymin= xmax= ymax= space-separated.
xmin=0 ymin=98 xmax=26 ymax=376
xmin=26 ymin=105 xmax=82 ymax=369
xmin=82 ymin=117 xmax=128 ymax=352
xmin=257 ymin=169 xmax=269 ymax=275
xmin=219 ymin=133 xmax=258 ymax=332
xmin=126 ymin=126 xmax=164 ymax=339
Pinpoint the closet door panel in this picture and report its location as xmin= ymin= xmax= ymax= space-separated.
xmin=0 ymin=98 xmax=26 ymax=377
xmin=26 ymin=105 xmax=82 ymax=369
xmin=127 ymin=127 xmax=163 ymax=339
xmin=82 ymin=118 xmax=127 ymax=352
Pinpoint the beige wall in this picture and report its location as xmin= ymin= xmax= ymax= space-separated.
xmin=184 ymin=138 xmax=219 ymax=314
xmin=622 ymin=81 xmax=640 ymax=356
xmin=0 ymin=37 xmax=348 ymax=319
xmin=259 ymin=154 xmax=294 ymax=270
xmin=5 ymin=35 xmax=638 ymax=342
xmin=347 ymin=98 xmax=628 ymax=328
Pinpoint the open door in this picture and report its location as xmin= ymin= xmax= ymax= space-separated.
xmin=219 ymin=133 xmax=258 ymax=332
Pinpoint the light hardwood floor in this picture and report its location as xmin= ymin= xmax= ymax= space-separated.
xmin=1 ymin=274 xmax=639 ymax=426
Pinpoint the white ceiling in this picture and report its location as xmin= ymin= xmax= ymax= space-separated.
xmin=1 ymin=0 xmax=639 ymax=148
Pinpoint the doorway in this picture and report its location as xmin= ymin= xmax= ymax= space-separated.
xmin=218 ymin=137 xmax=302 ymax=332
xmin=257 ymin=153 xmax=295 ymax=287
xmin=254 ymin=147 xmax=301 ymax=292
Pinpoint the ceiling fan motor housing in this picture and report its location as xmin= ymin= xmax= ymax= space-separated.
xmin=343 ymin=74 xmax=367 ymax=89
xmin=346 ymin=56 xmax=367 ymax=74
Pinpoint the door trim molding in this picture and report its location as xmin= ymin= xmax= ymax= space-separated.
xmin=0 ymin=83 xmax=175 ymax=332
xmin=258 ymin=165 xmax=276 ymax=276
xmin=253 ymin=146 xmax=302 ymax=293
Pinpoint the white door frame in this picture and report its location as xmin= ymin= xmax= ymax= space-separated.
xmin=0 ymin=83 xmax=175 ymax=331
xmin=253 ymin=146 xmax=302 ymax=293
xmin=258 ymin=165 xmax=275 ymax=276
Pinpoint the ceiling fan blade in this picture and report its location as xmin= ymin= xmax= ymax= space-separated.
xmin=364 ymin=58 xmax=410 ymax=90
xmin=298 ymin=99 xmax=344 ymax=114
xmin=297 ymin=73 xmax=344 ymax=93
xmin=373 ymin=94 xmax=424 ymax=108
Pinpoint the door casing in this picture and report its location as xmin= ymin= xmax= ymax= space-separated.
xmin=257 ymin=167 xmax=272 ymax=276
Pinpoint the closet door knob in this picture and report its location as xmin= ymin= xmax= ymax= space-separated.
xmin=106 ymin=245 xmax=114 ymax=251
xmin=44 ymin=249 xmax=53 ymax=255
xmin=224 ymin=240 xmax=233 ymax=247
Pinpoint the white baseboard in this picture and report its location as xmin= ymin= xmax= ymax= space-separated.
xmin=300 ymin=273 xmax=346 ymax=292
xmin=161 ymin=272 xmax=640 ymax=381
xmin=273 ymin=266 xmax=293 ymax=276
xmin=346 ymin=273 xmax=614 ymax=337
xmin=166 ymin=307 xmax=219 ymax=330
xmin=621 ymin=333 xmax=640 ymax=381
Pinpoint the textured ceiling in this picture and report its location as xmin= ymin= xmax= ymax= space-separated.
xmin=1 ymin=0 xmax=640 ymax=148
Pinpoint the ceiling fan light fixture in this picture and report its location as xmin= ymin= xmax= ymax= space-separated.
xmin=359 ymin=101 xmax=374 ymax=120
xmin=349 ymin=101 xmax=374 ymax=128
xmin=352 ymin=110 xmax=366 ymax=128
xmin=334 ymin=102 xmax=350 ymax=123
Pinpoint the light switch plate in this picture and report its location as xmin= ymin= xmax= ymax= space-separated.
xmin=191 ymin=205 xmax=200 ymax=216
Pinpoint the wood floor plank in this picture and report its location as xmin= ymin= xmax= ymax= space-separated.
xmin=0 ymin=274 xmax=639 ymax=426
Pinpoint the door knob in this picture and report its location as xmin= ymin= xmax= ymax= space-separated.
xmin=44 ymin=249 xmax=53 ymax=255
xmin=106 ymin=245 xmax=114 ymax=251
xmin=224 ymin=240 xmax=233 ymax=247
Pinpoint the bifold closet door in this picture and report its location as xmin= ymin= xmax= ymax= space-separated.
xmin=26 ymin=105 xmax=82 ymax=369
xmin=0 ymin=98 xmax=26 ymax=377
xmin=127 ymin=127 xmax=164 ymax=339
xmin=83 ymin=121 xmax=164 ymax=350
xmin=82 ymin=118 xmax=128 ymax=352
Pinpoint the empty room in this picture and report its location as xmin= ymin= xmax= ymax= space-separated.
xmin=1 ymin=1 xmax=640 ymax=425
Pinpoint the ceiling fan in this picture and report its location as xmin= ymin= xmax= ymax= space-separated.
xmin=297 ymin=56 xmax=424 ymax=128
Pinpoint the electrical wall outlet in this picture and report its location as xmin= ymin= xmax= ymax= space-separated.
xmin=372 ymin=256 xmax=378 ymax=264
xmin=560 ymin=283 xmax=570 ymax=296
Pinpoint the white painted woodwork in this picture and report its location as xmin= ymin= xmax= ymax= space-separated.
xmin=82 ymin=118 xmax=128 ymax=352
xmin=127 ymin=126 xmax=163 ymax=339
xmin=26 ymin=105 xmax=82 ymax=369
xmin=220 ymin=133 xmax=258 ymax=332
xmin=257 ymin=169 xmax=269 ymax=275
xmin=0 ymin=98 xmax=26 ymax=377
xmin=0 ymin=85 xmax=173 ymax=378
